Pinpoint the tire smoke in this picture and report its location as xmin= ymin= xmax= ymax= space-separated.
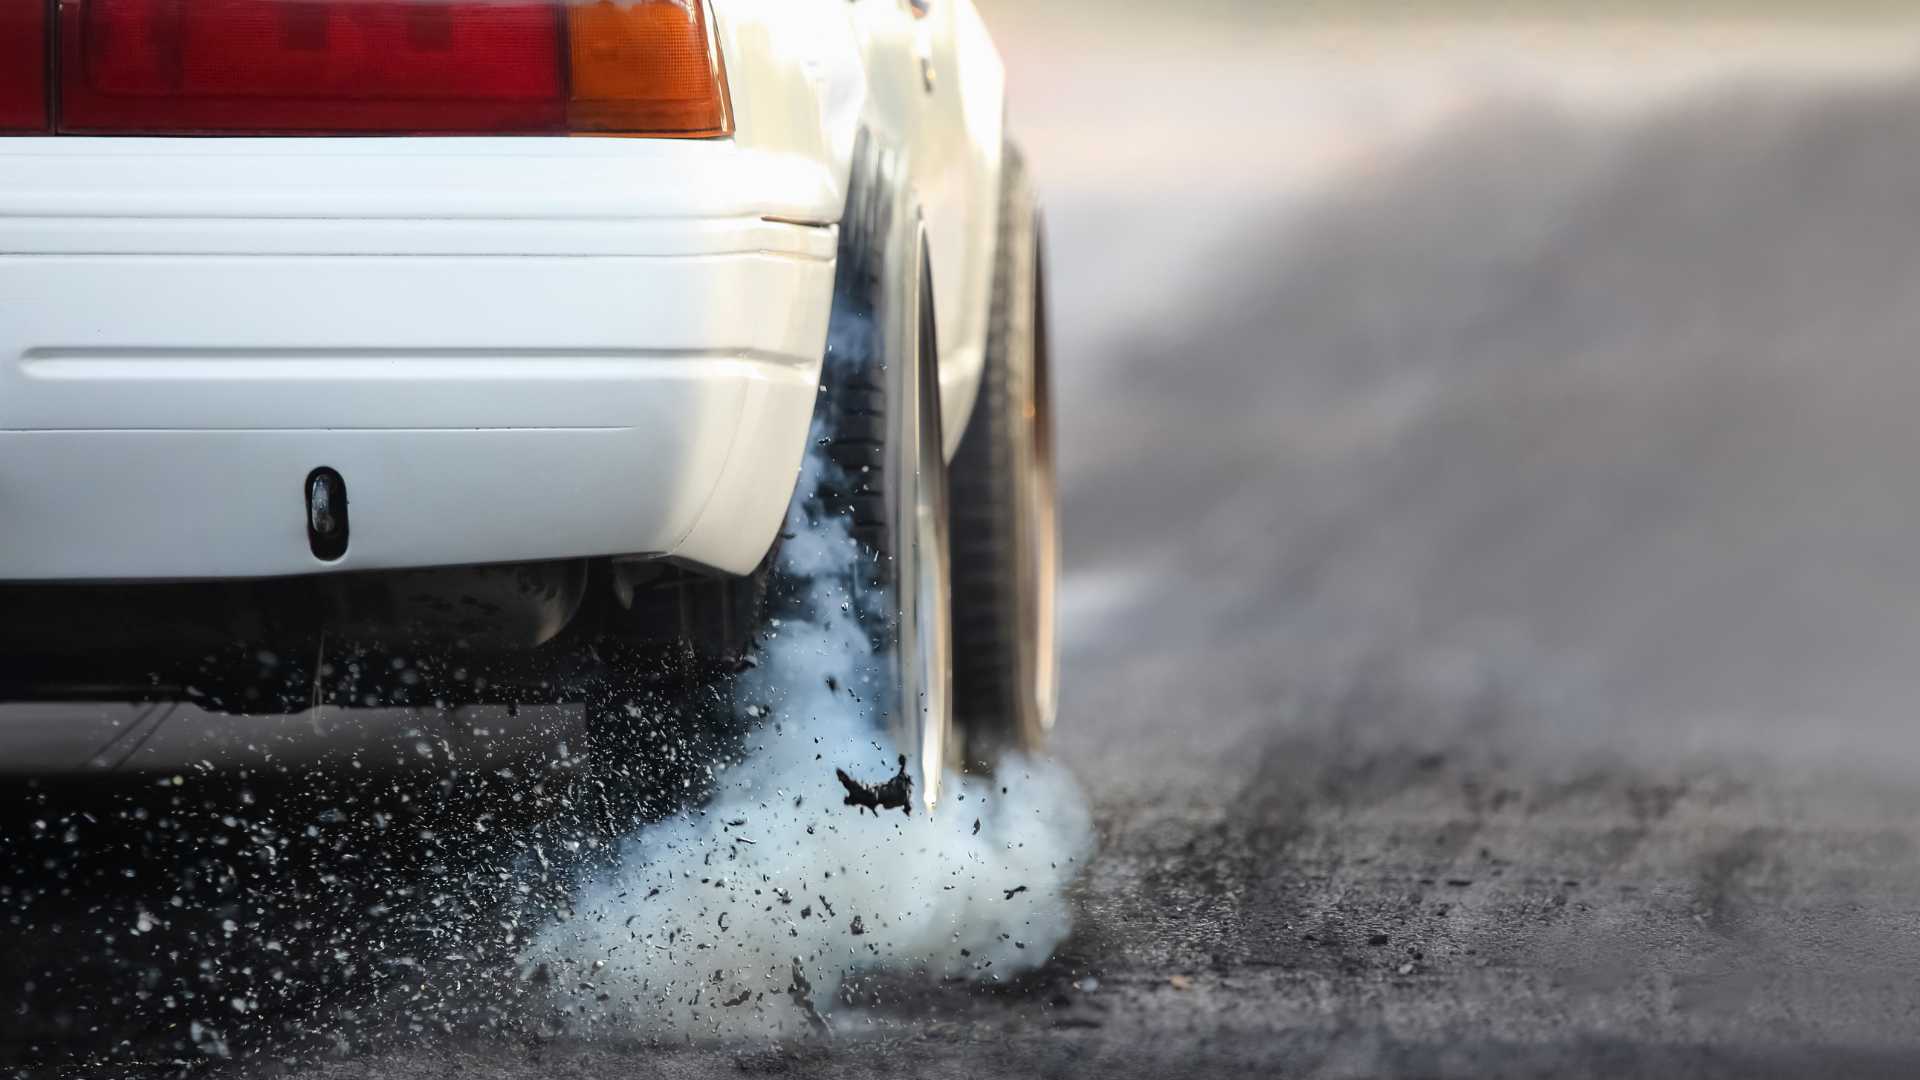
xmin=522 ymin=446 xmax=1092 ymax=1038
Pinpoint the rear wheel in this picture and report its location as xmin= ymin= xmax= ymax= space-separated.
xmin=812 ymin=138 xmax=953 ymax=809
xmin=950 ymin=144 xmax=1060 ymax=767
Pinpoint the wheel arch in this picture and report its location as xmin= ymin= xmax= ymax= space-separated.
xmin=708 ymin=0 xmax=1006 ymax=462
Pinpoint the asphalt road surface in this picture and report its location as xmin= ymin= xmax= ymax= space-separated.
xmin=17 ymin=50 xmax=1920 ymax=1080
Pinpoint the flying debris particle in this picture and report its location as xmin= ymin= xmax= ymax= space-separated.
xmin=972 ymin=818 xmax=981 ymax=836
xmin=1168 ymin=975 xmax=1193 ymax=991
xmin=788 ymin=959 xmax=831 ymax=1037
xmin=849 ymin=915 xmax=865 ymax=936
xmin=834 ymin=755 xmax=913 ymax=816
xmin=825 ymin=675 xmax=839 ymax=693
xmin=188 ymin=1021 xmax=230 ymax=1060
xmin=723 ymin=989 xmax=752 ymax=1007
xmin=1004 ymin=885 xmax=1028 ymax=900
xmin=818 ymin=896 xmax=835 ymax=917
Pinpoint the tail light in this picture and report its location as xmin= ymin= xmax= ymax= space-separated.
xmin=0 ymin=0 xmax=50 ymax=132
xmin=5 ymin=0 xmax=729 ymax=136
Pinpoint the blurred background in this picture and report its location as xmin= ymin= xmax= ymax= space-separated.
xmin=949 ymin=6 xmax=1920 ymax=1062
xmin=975 ymin=0 xmax=1920 ymax=777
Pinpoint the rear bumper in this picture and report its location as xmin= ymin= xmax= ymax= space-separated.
xmin=0 ymin=138 xmax=839 ymax=580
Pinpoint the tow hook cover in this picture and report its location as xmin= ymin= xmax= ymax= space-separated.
xmin=306 ymin=467 xmax=349 ymax=561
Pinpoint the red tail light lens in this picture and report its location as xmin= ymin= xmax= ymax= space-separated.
xmin=63 ymin=0 xmax=565 ymax=133
xmin=0 ymin=0 xmax=50 ymax=132
xmin=52 ymin=0 xmax=729 ymax=136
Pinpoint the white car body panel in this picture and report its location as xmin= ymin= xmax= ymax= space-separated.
xmin=0 ymin=0 xmax=1006 ymax=581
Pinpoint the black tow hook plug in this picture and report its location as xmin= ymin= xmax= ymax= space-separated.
xmin=306 ymin=467 xmax=349 ymax=561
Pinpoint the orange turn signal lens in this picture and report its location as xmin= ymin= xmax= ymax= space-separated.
xmin=568 ymin=0 xmax=732 ymax=137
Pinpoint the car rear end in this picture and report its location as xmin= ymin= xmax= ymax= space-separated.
xmin=0 ymin=0 xmax=847 ymax=753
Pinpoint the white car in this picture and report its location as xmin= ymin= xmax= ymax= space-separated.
xmin=0 ymin=0 xmax=1056 ymax=793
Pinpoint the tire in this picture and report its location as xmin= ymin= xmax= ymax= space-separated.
xmin=950 ymin=143 xmax=1060 ymax=767
xmin=802 ymin=132 xmax=954 ymax=809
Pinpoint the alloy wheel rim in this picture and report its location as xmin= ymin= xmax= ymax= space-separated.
xmin=911 ymin=263 xmax=953 ymax=807
xmin=1021 ymin=228 xmax=1060 ymax=736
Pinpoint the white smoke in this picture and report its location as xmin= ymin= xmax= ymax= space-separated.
xmin=521 ymin=450 xmax=1093 ymax=1038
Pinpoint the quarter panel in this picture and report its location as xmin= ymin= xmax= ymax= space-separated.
xmin=713 ymin=0 xmax=1007 ymax=458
